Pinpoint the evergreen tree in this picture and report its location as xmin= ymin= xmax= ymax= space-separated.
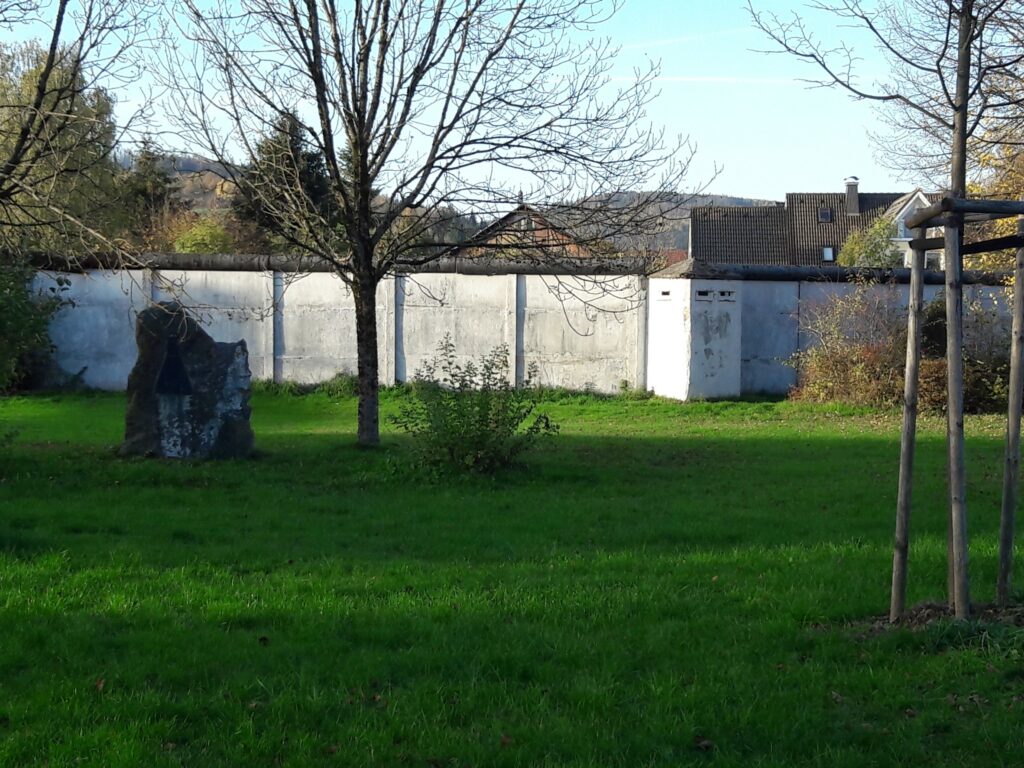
xmin=117 ymin=138 xmax=188 ymax=249
xmin=232 ymin=113 xmax=337 ymax=251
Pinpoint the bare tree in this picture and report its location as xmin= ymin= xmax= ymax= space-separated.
xmin=748 ymin=1 xmax=1024 ymax=186
xmin=0 ymin=0 xmax=151 ymax=255
xmin=162 ymin=0 xmax=697 ymax=446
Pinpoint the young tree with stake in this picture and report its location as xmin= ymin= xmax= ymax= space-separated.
xmin=749 ymin=0 xmax=1024 ymax=619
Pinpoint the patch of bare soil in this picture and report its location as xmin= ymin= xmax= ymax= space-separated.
xmin=856 ymin=602 xmax=1024 ymax=638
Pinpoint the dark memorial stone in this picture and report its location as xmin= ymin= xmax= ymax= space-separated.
xmin=121 ymin=302 xmax=254 ymax=459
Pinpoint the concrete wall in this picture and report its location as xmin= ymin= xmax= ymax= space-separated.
xmin=36 ymin=267 xmax=1012 ymax=399
xmin=521 ymin=274 xmax=645 ymax=391
xmin=38 ymin=269 xmax=644 ymax=394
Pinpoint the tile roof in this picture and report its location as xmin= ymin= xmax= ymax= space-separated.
xmin=689 ymin=205 xmax=787 ymax=265
xmin=785 ymin=192 xmax=903 ymax=265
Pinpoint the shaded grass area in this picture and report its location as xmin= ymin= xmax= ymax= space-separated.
xmin=1 ymin=392 xmax=1024 ymax=766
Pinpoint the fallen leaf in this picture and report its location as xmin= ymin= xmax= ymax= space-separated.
xmin=693 ymin=736 xmax=715 ymax=752
xmin=500 ymin=733 xmax=513 ymax=748
xmin=94 ymin=678 xmax=106 ymax=693
xmin=830 ymin=691 xmax=844 ymax=704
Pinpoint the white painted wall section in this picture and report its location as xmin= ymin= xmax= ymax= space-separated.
xmin=36 ymin=270 xmax=151 ymax=390
xmin=646 ymin=277 xmax=690 ymax=400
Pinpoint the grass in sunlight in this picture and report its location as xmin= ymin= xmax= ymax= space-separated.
xmin=1 ymin=391 xmax=1022 ymax=766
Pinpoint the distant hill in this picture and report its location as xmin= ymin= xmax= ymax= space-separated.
xmin=595 ymin=190 xmax=780 ymax=249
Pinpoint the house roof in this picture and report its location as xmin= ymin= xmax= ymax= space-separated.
xmin=785 ymin=192 xmax=904 ymax=265
xmin=444 ymin=204 xmax=599 ymax=261
xmin=690 ymin=186 xmax=943 ymax=266
xmin=689 ymin=204 xmax=788 ymax=265
xmin=880 ymin=188 xmax=944 ymax=222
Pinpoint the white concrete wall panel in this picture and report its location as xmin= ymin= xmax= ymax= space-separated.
xmin=38 ymin=270 xmax=152 ymax=390
xmin=686 ymin=280 xmax=742 ymax=399
xmin=396 ymin=274 xmax=512 ymax=382
xmin=740 ymin=281 xmax=799 ymax=395
xmin=646 ymin=278 xmax=690 ymax=400
xmin=520 ymin=275 xmax=640 ymax=392
xmin=276 ymin=273 xmax=357 ymax=384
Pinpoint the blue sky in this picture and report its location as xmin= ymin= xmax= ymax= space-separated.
xmin=605 ymin=0 xmax=908 ymax=200
xmin=15 ymin=0 xmax=913 ymax=203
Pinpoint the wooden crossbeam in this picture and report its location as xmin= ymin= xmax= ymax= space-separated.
xmin=905 ymin=197 xmax=1024 ymax=229
xmin=909 ymin=233 xmax=1024 ymax=254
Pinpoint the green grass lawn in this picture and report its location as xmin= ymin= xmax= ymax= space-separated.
xmin=2 ymin=391 xmax=1024 ymax=767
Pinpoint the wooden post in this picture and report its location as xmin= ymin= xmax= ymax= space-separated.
xmin=891 ymin=231 xmax=927 ymax=622
xmin=998 ymin=216 xmax=1024 ymax=606
xmin=945 ymin=217 xmax=971 ymax=619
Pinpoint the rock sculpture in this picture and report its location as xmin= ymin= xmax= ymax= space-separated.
xmin=121 ymin=302 xmax=254 ymax=459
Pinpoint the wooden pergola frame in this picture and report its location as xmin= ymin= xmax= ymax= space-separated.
xmin=890 ymin=196 xmax=1024 ymax=622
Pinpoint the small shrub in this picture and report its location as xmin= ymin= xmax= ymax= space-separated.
xmin=0 ymin=260 xmax=67 ymax=392
xmin=173 ymin=216 xmax=234 ymax=254
xmin=391 ymin=335 xmax=558 ymax=473
xmin=792 ymin=283 xmax=1013 ymax=414
xmin=790 ymin=281 xmax=906 ymax=408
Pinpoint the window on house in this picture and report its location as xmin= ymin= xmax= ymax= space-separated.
xmin=925 ymin=251 xmax=943 ymax=270
xmin=818 ymin=208 xmax=833 ymax=223
xmin=822 ymin=247 xmax=835 ymax=262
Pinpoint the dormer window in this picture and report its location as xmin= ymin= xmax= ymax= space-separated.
xmin=818 ymin=207 xmax=833 ymax=223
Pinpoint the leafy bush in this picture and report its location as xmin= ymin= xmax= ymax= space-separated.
xmin=791 ymin=282 xmax=1011 ymax=413
xmin=837 ymin=217 xmax=902 ymax=267
xmin=391 ymin=335 xmax=558 ymax=472
xmin=790 ymin=281 xmax=907 ymax=408
xmin=0 ymin=261 xmax=66 ymax=391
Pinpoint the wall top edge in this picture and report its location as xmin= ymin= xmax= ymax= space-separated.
xmin=651 ymin=258 xmax=1009 ymax=286
xmin=27 ymin=252 xmax=649 ymax=277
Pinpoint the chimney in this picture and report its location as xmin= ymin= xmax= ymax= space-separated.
xmin=845 ymin=176 xmax=860 ymax=215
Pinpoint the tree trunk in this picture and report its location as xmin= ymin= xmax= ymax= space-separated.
xmin=891 ymin=235 xmax=926 ymax=622
xmin=945 ymin=3 xmax=974 ymax=620
xmin=352 ymin=273 xmax=380 ymax=447
xmin=998 ymin=216 xmax=1024 ymax=606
